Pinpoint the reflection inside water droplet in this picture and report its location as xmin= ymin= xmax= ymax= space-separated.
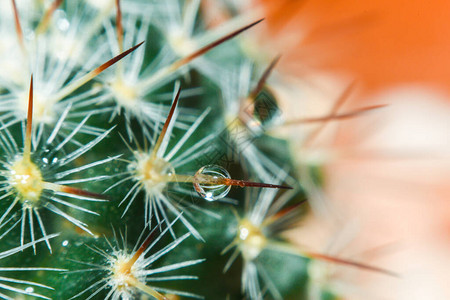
xmin=193 ymin=165 xmax=231 ymax=201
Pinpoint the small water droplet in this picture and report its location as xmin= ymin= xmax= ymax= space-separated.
xmin=55 ymin=10 xmax=70 ymax=32
xmin=193 ymin=165 xmax=231 ymax=201
xmin=62 ymin=240 xmax=69 ymax=247
xmin=25 ymin=287 xmax=34 ymax=293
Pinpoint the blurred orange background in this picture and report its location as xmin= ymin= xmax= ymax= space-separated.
xmin=259 ymin=0 xmax=450 ymax=98
xmin=256 ymin=1 xmax=450 ymax=298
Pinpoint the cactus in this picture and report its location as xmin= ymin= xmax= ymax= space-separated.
xmin=0 ymin=1 xmax=395 ymax=299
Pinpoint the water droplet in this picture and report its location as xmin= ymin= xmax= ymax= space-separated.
xmin=55 ymin=10 xmax=70 ymax=32
xmin=25 ymin=287 xmax=34 ymax=293
xmin=193 ymin=165 xmax=231 ymax=201
xmin=62 ymin=240 xmax=69 ymax=247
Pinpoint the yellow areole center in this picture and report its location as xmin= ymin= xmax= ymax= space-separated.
xmin=238 ymin=219 xmax=267 ymax=261
xmin=9 ymin=157 xmax=44 ymax=203
xmin=110 ymin=78 xmax=139 ymax=109
xmin=111 ymin=254 xmax=137 ymax=291
xmin=133 ymin=153 xmax=175 ymax=192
